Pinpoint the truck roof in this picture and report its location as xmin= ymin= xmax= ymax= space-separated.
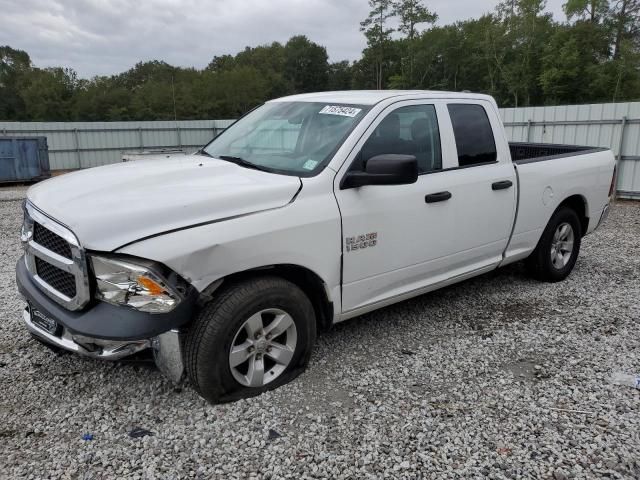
xmin=271 ymin=90 xmax=496 ymax=106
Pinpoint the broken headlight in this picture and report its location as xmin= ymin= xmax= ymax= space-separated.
xmin=90 ymin=256 xmax=182 ymax=313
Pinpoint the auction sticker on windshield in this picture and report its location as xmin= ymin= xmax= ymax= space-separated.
xmin=319 ymin=105 xmax=362 ymax=117
xmin=303 ymin=160 xmax=319 ymax=170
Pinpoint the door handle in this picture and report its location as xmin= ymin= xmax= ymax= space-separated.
xmin=492 ymin=180 xmax=513 ymax=190
xmin=425 ymin=191 xmax=452 ymax=203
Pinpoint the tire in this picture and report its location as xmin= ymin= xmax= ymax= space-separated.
xmin=183 ymin=276 xmax=316 ymax=403
xmin=526 ymin=206 xmax=582 ymax=282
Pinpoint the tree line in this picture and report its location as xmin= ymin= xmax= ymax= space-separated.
xmin=1 ymin=0 xmax=638 ymax=121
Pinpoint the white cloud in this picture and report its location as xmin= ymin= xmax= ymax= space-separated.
xmin=0 ymin=0 xmax=566 ymax=78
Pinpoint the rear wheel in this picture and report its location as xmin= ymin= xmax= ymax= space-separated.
xmin=184 ymin=276 xmax=316 ymax=403
xmin=526 ymin=206 xmax=582 ymax=282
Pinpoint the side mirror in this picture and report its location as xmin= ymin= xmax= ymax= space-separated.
xmin=341 ymin=154 xmax=418 ymax=189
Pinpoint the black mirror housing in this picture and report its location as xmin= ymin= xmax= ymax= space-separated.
xmin=342 ymin=154 xmax=418 ymax=189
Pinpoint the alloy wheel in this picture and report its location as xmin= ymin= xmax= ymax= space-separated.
xmin=228 ymin=308 xmax=297 ymax=387
xmin=550 ymin=222 xmax=575 ymax=269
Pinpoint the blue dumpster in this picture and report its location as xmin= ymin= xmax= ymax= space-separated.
xmin=0 ymin=136 xmax=51 ymax=183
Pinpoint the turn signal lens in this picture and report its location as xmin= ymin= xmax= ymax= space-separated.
xmin=137 ymin=276 xmax=166 ymax=296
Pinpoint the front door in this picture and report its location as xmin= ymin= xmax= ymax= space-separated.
xmin=335 ymin=100 xmax=516 ymax=315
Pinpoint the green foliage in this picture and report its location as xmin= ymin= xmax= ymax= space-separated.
xmin=200 ymin=66 xmax=272 ymax=118
xmin=360 ymin=0 xmax=396 ymax=46
xmin=609 ymin=0 xmax=640 ymax=59
xmin=327 ymin=61 xmax=354 ymax=90
xmin=0 ymin=46 xmax=31 ymax=119
xmin=356 ymin=0 xmax=639 ymax=106
xmin=360 ymin=0 xmax=396 ymax=88
xmin=564 ymin=0 xmax=609 ymax=22
xmin=496 ymin=0 xmax=556 ymax=106
xmin=19 ymin=67 xmax=78 ymax=121
xmin=540 ymin=21 xmax=611 ymax=103
xmin=390 ymin=0 xmax=438 ymax=87
xmin=0 ymin=0 xmax=639 ymax=121
xmin=394 ymin=0 xmax=437 ymax=40
xmin=284 ymin=36 xmax=329 ymax=93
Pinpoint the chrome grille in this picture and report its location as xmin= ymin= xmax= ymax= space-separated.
xmin=35 ymin=257 xmax=77 ymax=298
xmin=22 ymin=203 xmax=90 ymax=310
xmin=33 ymin=223 xmax=73 ymax=259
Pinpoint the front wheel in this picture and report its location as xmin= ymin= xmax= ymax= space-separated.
xmin=183 ymin=276 xmax=316 ymax=403
xmin=526 ymin=206 xmax=582 ymax=282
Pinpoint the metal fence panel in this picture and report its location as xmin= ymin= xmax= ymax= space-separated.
xmin=0 ymin=120 xmax=235 ymax=170
xmin=1 ymin=103 xmax=639 ymax=197
xmin=500 ymin=102 xmax=640 ymax=199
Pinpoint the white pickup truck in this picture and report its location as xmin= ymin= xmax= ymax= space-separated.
xmin=17 ymin=91 xmax=616 ymax=403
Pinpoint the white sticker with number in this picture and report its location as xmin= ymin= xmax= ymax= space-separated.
xmin=319 ymin=105 xmax=362 ymax=117
xmin=302 ymin=159 xmax=319 ymax=170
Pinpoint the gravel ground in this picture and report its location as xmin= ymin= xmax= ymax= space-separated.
xmin=1 ymin=187 xmax=639 ymax=479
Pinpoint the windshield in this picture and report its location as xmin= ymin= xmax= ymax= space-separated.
xmin=202 ymin=102 xmax=370 ymax=176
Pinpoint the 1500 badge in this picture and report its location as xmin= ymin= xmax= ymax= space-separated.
xmin=346 ymin=232 xmax=377 ymax=252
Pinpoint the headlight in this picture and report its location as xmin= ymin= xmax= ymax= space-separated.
xmin=91 ymin=256 xmax=182 ymax=313
xmin=20 ymin=200 xmax=33 ymax=245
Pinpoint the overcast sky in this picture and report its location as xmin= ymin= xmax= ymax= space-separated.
xmin=1 ymin=0 xmax=566 ymax=78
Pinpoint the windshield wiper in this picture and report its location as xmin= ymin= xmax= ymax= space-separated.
xmin=216 ymin=155 xmax=272 ymax=172
xmin=197 ymin=150 xmax=273 ymax=172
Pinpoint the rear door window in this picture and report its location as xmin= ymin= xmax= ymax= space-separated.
xmin=447 ymin=104 xmax=497 ymax=167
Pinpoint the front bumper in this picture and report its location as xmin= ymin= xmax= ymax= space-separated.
xmin=23 ymin=306 xmax=185 ymax=383
xmin=17 ymin=256 xmax=197 ymax=382
xmin=23 ymin=305 xmax=150 ymax=360
xmin=16 ymin=256 xmax=197 ymax=340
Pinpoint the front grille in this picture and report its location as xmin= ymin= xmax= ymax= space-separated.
xmin=23 ymin=203 xmax=90 ymax=310
xmin=33 ymin=222 xmax=72 ymax=259
xmin=35 ymin=257 xmax=77 ymax=298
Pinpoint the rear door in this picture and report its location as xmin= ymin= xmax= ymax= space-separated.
xmin=440 ymin=101 xmax=517 ymax=272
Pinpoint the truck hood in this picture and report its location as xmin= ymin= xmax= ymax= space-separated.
xmin=27 ymin=155 xmax=301 ymax=251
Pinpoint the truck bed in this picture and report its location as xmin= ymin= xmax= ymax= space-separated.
xmin=509 ymin=142 xmax=607 ymax=164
